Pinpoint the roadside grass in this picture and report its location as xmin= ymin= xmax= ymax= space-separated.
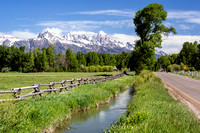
xmin=0 ymin=74 xmax=134 ymax=133
xmin=0 ymin=71 xmax=119 ymax=99
xmin=105 ymin=70 xmax=200 ymax=133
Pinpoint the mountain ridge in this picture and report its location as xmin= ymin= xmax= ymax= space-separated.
xmin=0 ymin=30 xmax=166 ymax=58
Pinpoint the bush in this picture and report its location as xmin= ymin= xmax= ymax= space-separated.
xmin=84 ymin=67 xmax=89 ymax=72
xmin=167 ymin=64 xmax=181 ymax=72
xmin=134 ymin=70 xmax=159 ymax=86
xmin=108 ymin=66 xmax=114 ymax=72
xmin=95 ymin=66 xmax=100 ymax=72
xmin=82 ymin=65 xmax=114 ymax=72
xmin=1 ymin=67 xmax=9 ymax=73
xmin=89 ymin=66 xmax=95 ymax=72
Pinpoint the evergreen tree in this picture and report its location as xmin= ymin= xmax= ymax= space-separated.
xmin=41 ymin=49 xmax=49 ymax=71
xmin=77 ymin=51 xmax=86 ymax=66
xmin=99 ymin=55 xmax=104 ymax=66
xmin=46 ymin=45 xmax=55 ymax=68
xmin=103 ymin=53 xmax=110 ymax=65
xmin=87 ymin=52 xmax=99 ymax=66
xmin=26 ymin=50 xmax=35 ymax=72
xmin=66 ymin=48 xmax=78 ymax=71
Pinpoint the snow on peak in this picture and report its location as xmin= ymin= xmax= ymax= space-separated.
xmin=0 ymin=34 xmax=21 ymax=46
xmin=42 ymin=28 xmax=63 ymax=37
xmin=98 ymin=31 xmax=106 ymax=36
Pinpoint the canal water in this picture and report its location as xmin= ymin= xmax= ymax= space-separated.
xmin=55 ymin=87 xmax=134 ymax=133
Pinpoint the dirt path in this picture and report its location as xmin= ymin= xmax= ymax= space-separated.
xmin=155 ymin=72 xmax=200 ymax=119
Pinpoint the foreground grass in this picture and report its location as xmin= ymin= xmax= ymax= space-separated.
xmin=0 ymin=72 xmax=119 ymax=99
xmin=106 ymin=70 xmax=200 ymax=133
xmin=0 ymin=74 xmax=134 ymax=133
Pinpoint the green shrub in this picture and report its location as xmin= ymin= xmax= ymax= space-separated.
xmin=95 ymin=66 xmax=100 ymax=72
xmin=89 ymin=66 xmax=95 ymax=72
xmin=108 ymin=66 xmax=113 ymax=72
xmin=1 ymin=67 xmax=9 ymax=73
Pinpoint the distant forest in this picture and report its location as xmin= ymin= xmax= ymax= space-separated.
xmin=0 ymin=45 xmax=131 ymax=72
xmin=155 ymin=41 xmax=200 ymax=72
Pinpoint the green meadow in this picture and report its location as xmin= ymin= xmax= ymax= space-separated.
xmin=0 ymin=72 xmax=119 ymax=99
xmin=0 ymin=73 xmax=134 ymax=132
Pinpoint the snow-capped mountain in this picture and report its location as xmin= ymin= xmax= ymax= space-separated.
xmin=0 ymin=35 xmax=21 ymax=47
xmin=155 ymin=50 xmax=166 ymax=59
xmin=0 ymin=30 xmax=134 ymax=54
xmin=0 ymin=30 xmax=166 ymax=58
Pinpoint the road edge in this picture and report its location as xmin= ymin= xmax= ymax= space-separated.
xmin=155 ymin=72 xmax=200 ymax=120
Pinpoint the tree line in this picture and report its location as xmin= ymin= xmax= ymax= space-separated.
xmin=0 ymin=45 xmax=131 ymax=72
xmin=155 ymin=41 xmax=200 ymax=72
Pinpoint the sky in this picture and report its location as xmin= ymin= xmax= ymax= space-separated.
xmin=1 ymin=0 xmax=200 ymax=54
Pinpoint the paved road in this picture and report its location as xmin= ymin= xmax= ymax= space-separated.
xmin=155 ymin=72 xmax=200 ymax=114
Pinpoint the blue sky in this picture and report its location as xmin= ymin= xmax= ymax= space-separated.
xmin=1 ymin=0 xmax=200 ymax=53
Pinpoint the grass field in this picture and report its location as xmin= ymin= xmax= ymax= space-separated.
xmin=0 ymin=73 xmax=135 ymax=133
xmin=106 ymin=70 xmax=200 ymax=133
xmin=0 ymin=72 xmax=119 ymax=99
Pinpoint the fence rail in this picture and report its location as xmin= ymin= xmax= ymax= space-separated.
xmin=0 ymin=72 xmax=127 ymax=101
xmin=173 ymin=71 xmax=200 ymax=77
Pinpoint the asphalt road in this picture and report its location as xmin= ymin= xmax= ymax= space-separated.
xmin=155 ymin=72 xmax=200 ymax=116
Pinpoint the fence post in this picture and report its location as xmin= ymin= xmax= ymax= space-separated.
xmin=32 ymin=84 xmax=42 ymax=98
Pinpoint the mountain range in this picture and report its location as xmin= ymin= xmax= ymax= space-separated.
xmin=0 ymin=30 xmax=166 ymax=58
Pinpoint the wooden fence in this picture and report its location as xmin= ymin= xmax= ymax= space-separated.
xmin=173 ymin=71 xmax=200 ymax=77
xmin=0 ymin=72 xmax=125 ymax=101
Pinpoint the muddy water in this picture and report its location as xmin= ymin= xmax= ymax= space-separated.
xmin=55 ymin=87 xmax=134 ymax=133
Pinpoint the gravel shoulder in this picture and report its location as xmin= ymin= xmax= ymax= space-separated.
xmin=155 ymin=72 xmax=200 ymax=119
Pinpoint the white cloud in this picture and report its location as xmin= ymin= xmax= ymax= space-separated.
xmin=168 ymin=10 xmax=200 ymax=25
xmin=186 ymin=18 xmax=200 ymax=24
xmin=161 ymin=35 xmax=200 ymax=54
xmin=77 ymin=10 xmax=135 ymax=17
xmin=111 ymin=33 xmax=139 ymax=44
xmin=42 ymin=28 xmax=63 ymax=36
xmin=168 ymin=11 xmax=200 ymax=19
xmin=0 ymin=32 xmax=4 ymax=36
xmin=110 ymin=33 xmax=200 ymax=54
xmin=0 ymin=30 xmax=37 ymax=39
xmin=37 ymin=20 xmax=132 ymax=32
xmin=11 ymin=30 xmax=37 ymax=39
xmin=178 ymin=24 xmax=190 ymax=30
xmin=70 ymin=31 xmax=95 ymax=35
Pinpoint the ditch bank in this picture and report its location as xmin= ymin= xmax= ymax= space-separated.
xmin=0 ymin=74 xmax=135 ymax=133
xmin=106 ymin=70 xmax=200 ymax=133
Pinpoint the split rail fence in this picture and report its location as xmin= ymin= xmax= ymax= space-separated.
xmin=0 ymin=72 xmax=125 ymax=101
xmin=173 ymin=71 xmax=200 ymax=77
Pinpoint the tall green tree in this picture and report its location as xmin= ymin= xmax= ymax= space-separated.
xmin=41 ymin=49 xmax=49 ymax=71
xmin=179 ymin=41 xmax=198 ymax=66
xmin=158 ymin=55 xmax=171 ymax=71
xmin=99 ymin=54 xmax=104 ymax=66
xmin=86 ymin=52 xmax=99 ymax=66
xmin=46 ymin=45 xmax=55 ymax=68
xmin=77 ymin=51 xmax=86 ymax=66
xmin=66 ymin=48 xmax=78 ymax=71
xmin=130 ymin=3 xmax=176 ymax=72
xmin=25 ymin=50 xmax=35 ymax=72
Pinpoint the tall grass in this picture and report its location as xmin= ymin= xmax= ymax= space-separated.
xmin=106 ymin=70 xmax=200 ymax=133
xmin=0 ymin=75 xmax=134 ymax=133
xmin=0 ymin=71 xmax=119 ymax=99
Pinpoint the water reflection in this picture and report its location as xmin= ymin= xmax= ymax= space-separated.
xmin=55 ymin=88 xmax=133 ymax=133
